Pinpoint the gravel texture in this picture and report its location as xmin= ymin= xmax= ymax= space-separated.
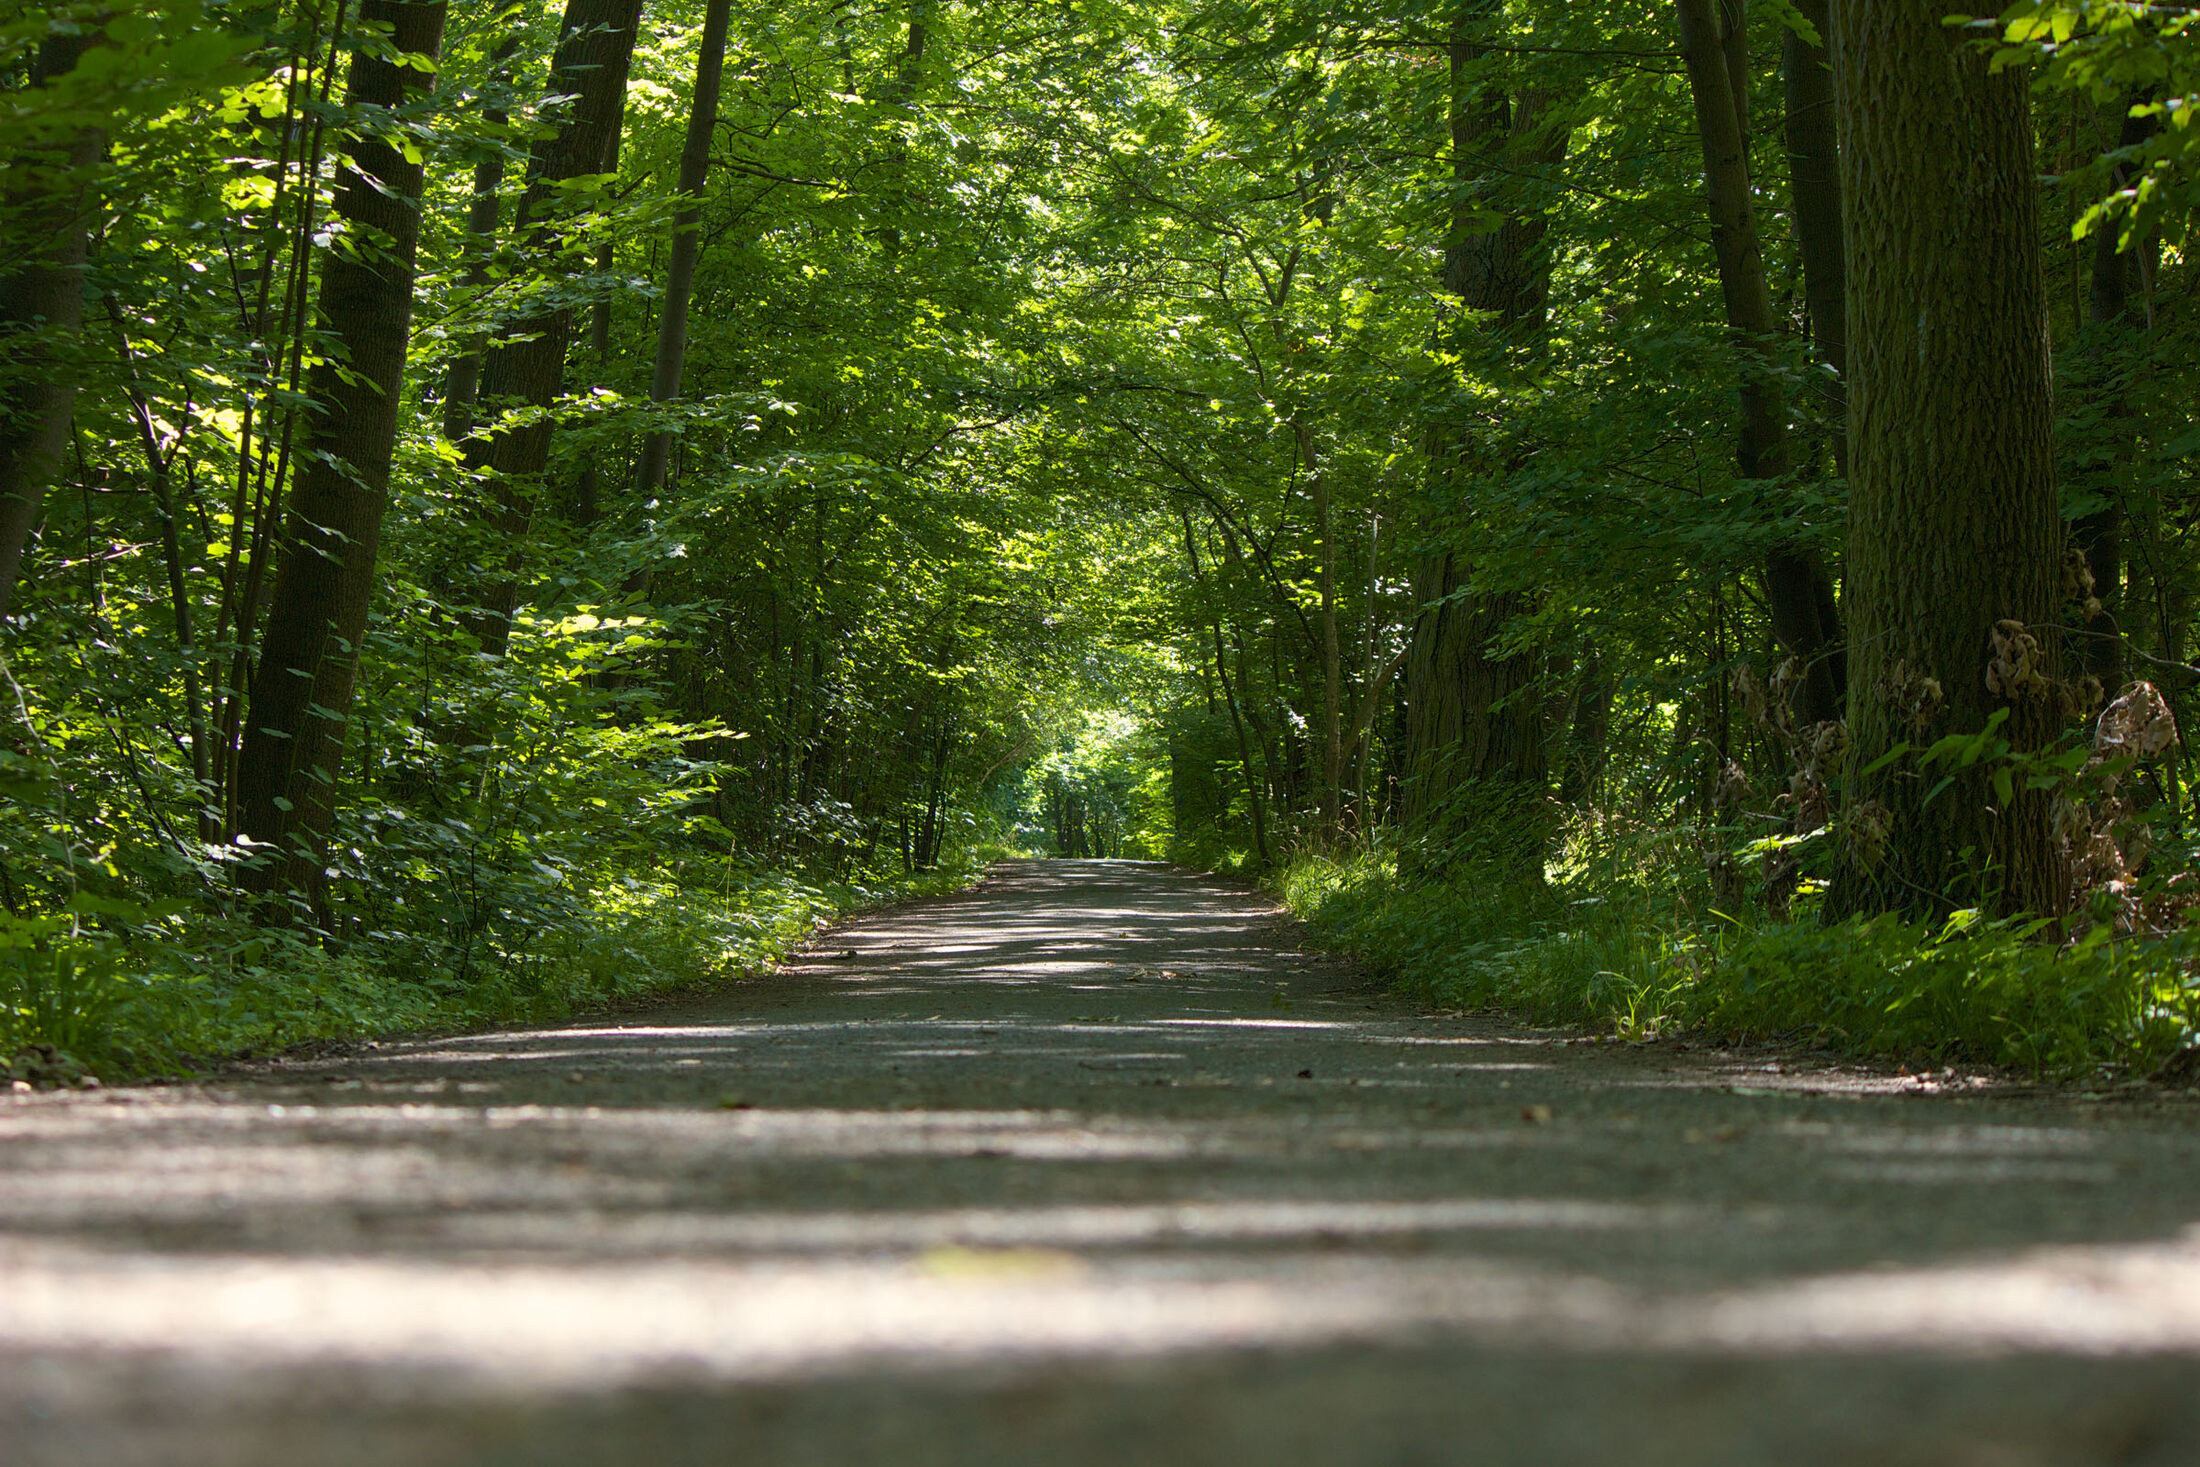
xmin=7 ymin=858 xmax=2200 ymax=1464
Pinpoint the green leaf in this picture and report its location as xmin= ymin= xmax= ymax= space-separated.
xmin=1861 ymin=744 xmax=1913 ymax=776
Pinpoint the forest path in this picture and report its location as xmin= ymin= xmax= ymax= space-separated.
xmin=9 ymin=860 xmax=2200 ymax=1464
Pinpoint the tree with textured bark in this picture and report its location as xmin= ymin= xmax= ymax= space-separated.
xmin=464 ymin=0 xmax=643 ymax=656
xmin=234 ymin=0 xmax=448 ymax=902
xmin=1673 ymin=0 xmax=1843 ymax=726
xmin=0 ymin=25 xmax=103 ymax=624
xmin=634 ymin=0 xmax=733 ymax=501
xmin=1401 ymin=10 xmax=1560 ymax=867
xmin=1828 ymin=0 xmax=2066 ymax=919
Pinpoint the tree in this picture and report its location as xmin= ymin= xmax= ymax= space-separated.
xmin=439 ymin=27 xmax=523 ymax=444
xmin=2070 ymin=98 xmax=2160 ymax=691
xmin=1782 ymin=0 xmax=1846 ymax=473
xmin=1829 ymin=0 xmax=2066 ymax=918
xmin=234 ymin=0 xmax=450 ymax=901
xmin=1401 ymin=12 xmax=1560 ymax=864
xmin=1673 ymin=0 xmax=1843 ymax=726
xmin=633 ymin=0 xmax=733 ymax=500
xmin=0 ymin=24 xmax=103 ymax=623
xmin=463 ymin=0 xmax=643 ymax=655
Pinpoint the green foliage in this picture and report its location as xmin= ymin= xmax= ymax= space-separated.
xmin=7 ymin=0 xmax=2200 ymax=1086
xmin=1282 ymin=837 xmax=2200 ymax=1079
xmin=3 ymin=854 xmax=985 ymax=1079
xmin=1973 ymin=1 xmax=2200 ymax=243
xmin=1018 ymin=709 xmax=1174 ymax=859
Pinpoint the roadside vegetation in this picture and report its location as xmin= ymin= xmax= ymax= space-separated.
xmin=9 ymin=1 xmax=2200 ymax=1084
xmin=1278 ymin=840 xmax=2200 ymax=1081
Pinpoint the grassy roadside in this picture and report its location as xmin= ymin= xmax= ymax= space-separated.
xmin=3 ymin=848 xmax=1005 ymax=1088
xmin=1275 ymin=845 xmax=2200 ymax=1081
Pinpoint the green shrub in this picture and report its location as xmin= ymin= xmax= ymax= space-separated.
xmin=4 ymin=854 xmax=986 ymax=1082
xmin=1278 ymin=840 xmax=2200 ymax=1080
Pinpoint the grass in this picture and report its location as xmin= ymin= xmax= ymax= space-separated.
xmin=1 ymin=847 xmax=1002 ymax=1085
xmin=1278 ymin=839 xmax=2200 ymax=1081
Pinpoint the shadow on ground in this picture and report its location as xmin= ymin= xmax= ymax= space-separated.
xmin=6 ymin=859 xmax=2200 ymax=1464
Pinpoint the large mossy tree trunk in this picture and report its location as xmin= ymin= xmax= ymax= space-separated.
xmin=1400 ymin=10 xmax=1558 ymax=870
xmin=236 ymin=0 xmax=449 ymax=903
xmin=465 ymin=0 xmax=643 ymax=656
xmin=1827 ymin=0 xmax=2066 ymax=919
xmin=0 ymin=26 xmax=103 ymax=624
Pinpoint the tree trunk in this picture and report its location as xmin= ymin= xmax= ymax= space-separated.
xmin=2072 ymin=100 xmax=2159 ymax=691
xmin=440 ymin=32 xmax=520 ymax=444
xmin=635 ymin=0 xmax=734 ymax=499
xmin=1781 ymin=0 xmax=1845 ymax=460
xmin=465 ymin=0 xmax=643 ymax=655
xmin=1675 ymin=0 xmax=1844 ymax=726
xmin=572 ymin=105 xmax=628 ymax=528
xmin=876 ymin=0 xmax=934 ymax=257
xmin=0 ymin=27 xmax=104 ymax=624
xmin=1559 ymin=651 xmax=1614 ymax=807
xmin=1402 ymin=580 xmax=1545 ymax=834
xmin=1351 ymin=511 xmax=1385 ymax=828
xmin=1181 ymin=508 xmax=1271 ymax=865
xmin=235 ymin=0 xmax=449 ymax=901
xmin=1827 ymin=0 xmax=2065 ymax=919
xmin=1400 ymin=12 xmax=1558 ymax=867
xmin=1292 ymin=417 xmax=1344 ymax=844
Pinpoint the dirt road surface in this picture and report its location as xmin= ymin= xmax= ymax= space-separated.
xmin=8 ymin=859 xmax=2200 ymax=1464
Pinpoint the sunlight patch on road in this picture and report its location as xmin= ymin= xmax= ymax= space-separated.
xmin=425 ymin=1196 xmax=1681 ymax=1253
xmin=11 ymin=1228 xmax=2200 ymax=1398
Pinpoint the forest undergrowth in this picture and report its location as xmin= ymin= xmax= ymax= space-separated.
xmin=1276 ymin=817 xmax=2200 ymax=1082
xmin=2 ymin=845 xmax=1007 ymax=1089
xmin=13 ymin=1 xmax=2200 ymax=1096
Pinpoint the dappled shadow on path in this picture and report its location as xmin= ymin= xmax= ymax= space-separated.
xmin=8 ymin=859 xmax=2200 ymax=1465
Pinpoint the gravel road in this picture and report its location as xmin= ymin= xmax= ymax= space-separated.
xmin=8 ymin=858 xmax=2200 ymax=1465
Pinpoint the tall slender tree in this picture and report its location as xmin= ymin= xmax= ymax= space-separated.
xmin=1829 ymin=0 xmax=2066 ymax=918
xmin=440 ymin=28 xmax=522 ymax=444
xmin=465 ymin=0 xmax=643 ymax=655
xmin=0 ymin=25 xmax=104 ymax=624
xmin=236 ymin=0 xmax=450 ymax=900
xmin=1782 ymin=0 xmax=1845 ymax=469
xmin=2071 ymin=100 xmax=2160 ymax=691
xmin=635 ymin=0 xmax=734 ymax=500
xmin=1674 ymin=0 xmax=1843 ymax=725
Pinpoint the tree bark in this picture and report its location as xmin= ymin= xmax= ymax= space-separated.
xmin=235 ymin=0 xmax=449 ymax=901
xmin=1827 ymin=0 xmax=2065 ymax=919
xmin=1675 ymin=0 xmax=1844 ymax=726
xmin=1559 ymin=650 xmax=1614 ymax=807
xmin=1400 ymin=11 xmax=1557 ymax=866
xmin=1781 ymin=0 xmax=1845 ymax=458
xmin=572 ymin=102 xmax=628 ymax=529
xmin=1181 ymin=509 xmax=1271 ymax=865
xmin=465 ymin=0 xmax=643 ymax=655
xmin=2072 ymin=100 xmax=2159 ymax=691
xmin=1291 ymin=417 xmax=1344 ymax=845
xmin=440 ymin=31 xmax=521 ymax=444
xmin=0 ymin=27 xmax=104 ymax=624
xmin=1402 ymin=579 xmax=1545 ymax=832
xmin=635 ymin=0 xmax=734 ymax=499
